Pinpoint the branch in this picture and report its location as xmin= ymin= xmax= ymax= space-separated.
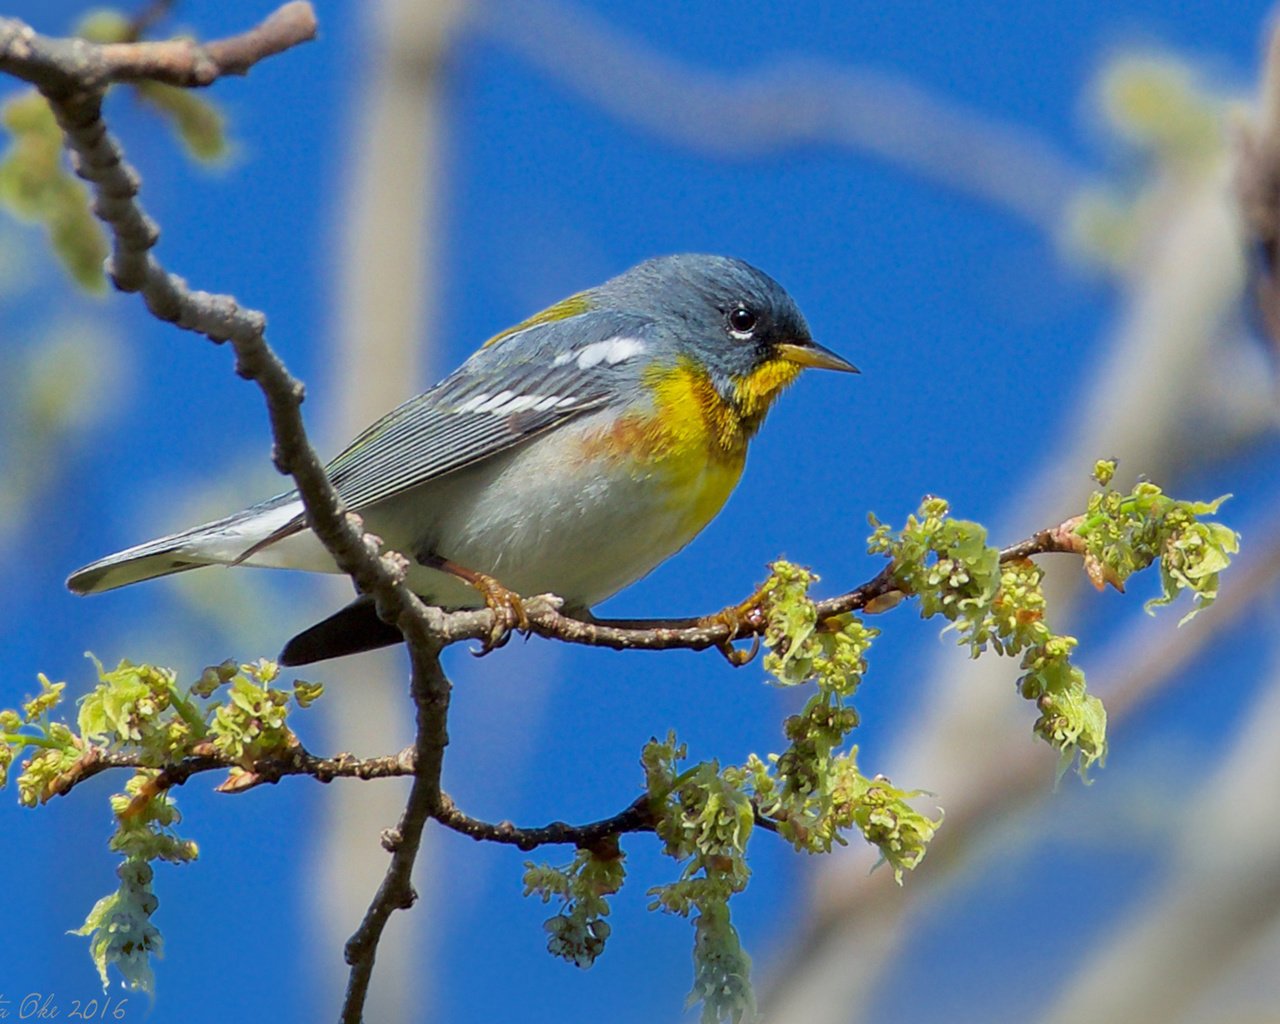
xmin=44 ymin=739 xmax=659 ymax=850
xmin=758 ymin=505 xmax=1280 ymax=1022
xmin=0 ymin=0 xmax=444 ymax=778
xmin=47 ymin=739 xmax=791 ymax=853
xmin=1237 ymin=17 xmax=1280 ymax=356
xmin=423 ymin=518 xmax=1089 ymax=655
xmin=340 ymin=645 xmax=448 ymax=1023
xmin=434 ymin=790 xmax=783 ymax=849
xmin=0 ymin=2 xmax=317 ymax=96
xmin=473 ymin=0 xmax=1088 ymax=233
xmin=435 ymin=793 xmax=654 ymax=851
xmin=40 ymin=741 xmax=420 ymax=802
xmin=0 ymin=10 xmax=454 ymax=1020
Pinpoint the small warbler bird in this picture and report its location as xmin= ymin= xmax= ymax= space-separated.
xmin=68 ymin=254 xmax=856 ymax=665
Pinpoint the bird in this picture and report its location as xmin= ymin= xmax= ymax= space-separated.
xmin=67 ymin=254 xmax=857 ymax=665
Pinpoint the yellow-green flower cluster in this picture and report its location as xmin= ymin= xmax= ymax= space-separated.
xmin=869 ymin=497 xmax=1002 ymax=655
xmin=523 ymin=845 xmax=625 ymax=970
xmin=73 ymin=856 xmax=165 ymax=993
xmin=1078 ymin=462 xmax=1238 ymax=623
xmin=751 ymin=564 xmax=935 ymax=871
xmin=760 ymin=561 xmax=876 ymax=696
xmin=636 ymin=559 xmax=930 ymax=1019
xmin=3 ymin=674 xmax=79 ymax=806
xmin=871 ymin=498 xmax=1108 ymax=774
xmin=995 ymin=560 xmax=1108 ymax=777
xmin=0 ymin=657 xmax=322 ymax=990
xmin=643 ymin=734 xmax=755 ymax=1024
xmin=209 ymin=659 xmax=312 ymax=764
xmin=78 ymin=658 xmax=202 ymax=765
xmin=0 ymin=92 xmax=107 ymax=289
xmin=73 ymin=774 xmax=200 ymax=992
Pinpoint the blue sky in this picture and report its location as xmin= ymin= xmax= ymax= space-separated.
xmin=2 ymin=2 xmax=1276 ymax=1023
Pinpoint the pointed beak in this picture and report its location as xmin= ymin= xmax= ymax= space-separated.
xmin=775 ymin=339 xmax=860 ymax=374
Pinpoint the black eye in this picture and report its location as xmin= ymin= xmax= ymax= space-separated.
xmin=728 ymin=306 xmax=757 ymax=335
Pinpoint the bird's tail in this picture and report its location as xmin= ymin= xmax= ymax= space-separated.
xmin=67 ymin=541 xmax=207 ymax=595
xmin=67 ymin=495 xmax=305 ymax=596
xmin=280 ymin=597 xmax=406 ymax=665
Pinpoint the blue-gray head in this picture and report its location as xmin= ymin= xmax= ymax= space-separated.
xmin=591 ymin=253 xmax=856 ymax=419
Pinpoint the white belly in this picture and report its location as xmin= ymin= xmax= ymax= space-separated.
xmin=246 ymin=411 xmax=742 ymax=611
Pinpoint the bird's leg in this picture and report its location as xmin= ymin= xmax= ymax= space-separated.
xmin=698 ymin=585 xmax=770 ymax=635
xmin=696 ymin=585 xmax=771 ymax=665
xmin=417 ymin=552 xmax=528 ymax=651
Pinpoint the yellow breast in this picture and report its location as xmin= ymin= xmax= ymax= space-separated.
xmin=577 ymin=355 xmax=802 ymax=535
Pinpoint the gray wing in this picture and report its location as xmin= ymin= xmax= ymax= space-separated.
xmin=264 ymin=310 xmax=656 ymax=542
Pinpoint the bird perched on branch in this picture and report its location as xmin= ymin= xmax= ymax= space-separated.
xmin=68 ymin=254 xmax=857 ymax=665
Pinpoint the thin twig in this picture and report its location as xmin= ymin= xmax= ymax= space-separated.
xmin=40 ymin=742 xmax=420 ymax=802
xmin=435 ymin=793 xmax=654 ymax=851
xmin=47 ymin=745 xmax=657 ymax=851
xmin=0 ymin=2 xmax=317 ymax=95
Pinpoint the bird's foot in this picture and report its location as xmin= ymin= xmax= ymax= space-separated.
xmin=416 ymin=551 xmax=528 ymax=652
xmin=697 ymin=589 xmax=768 ymax=666
xmin=470 ymin=571 xmax=529 ymax=652
xmin=698 ymin=588 xmax=768 ymax=635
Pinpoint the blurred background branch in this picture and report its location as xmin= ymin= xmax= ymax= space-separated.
xmin=314 ymin=1 xmax=465 ymax=1019
xmin=472 ymin=0 xmax=1090 ymax=233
